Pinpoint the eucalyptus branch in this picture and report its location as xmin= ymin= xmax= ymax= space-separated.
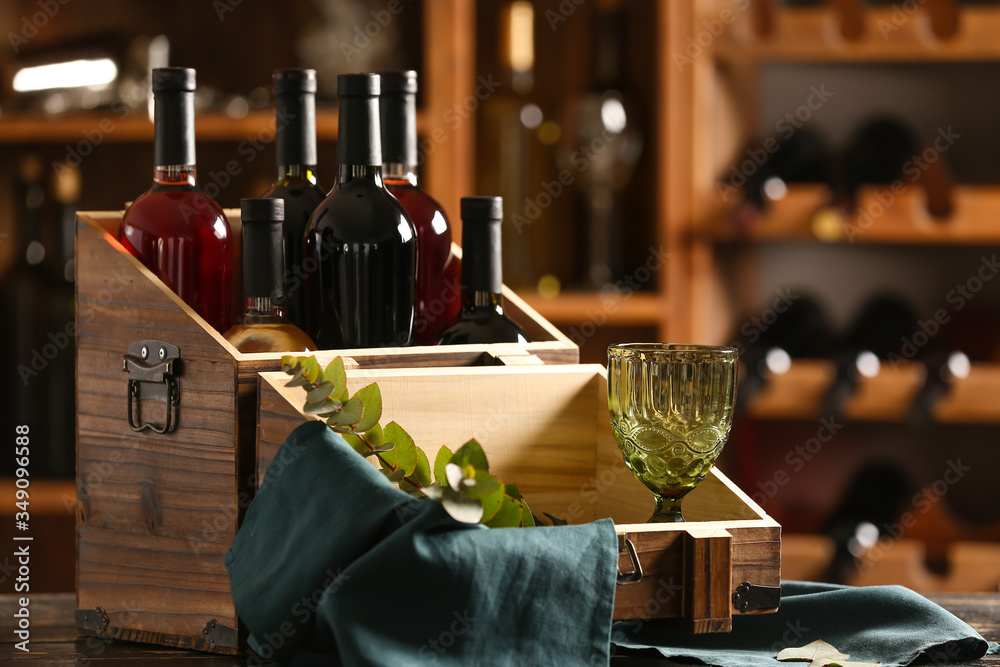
xmin=280 ymin=355 xmax=535 ymax=527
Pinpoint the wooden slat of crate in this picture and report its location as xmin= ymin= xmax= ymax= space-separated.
xmin=256 ymin=365 xmax=781 ymax=632
xmin=76 ymin=214 xmax=241 ymax=652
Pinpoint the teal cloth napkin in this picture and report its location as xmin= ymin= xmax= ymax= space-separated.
xmin=226 ymin=420 xmax=619 ymax=666
xmin=612 ymin=580 xmax=1000 ymax=666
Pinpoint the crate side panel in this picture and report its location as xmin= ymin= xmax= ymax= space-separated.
xmin=76 ymin=218 xmax=240 ymax=640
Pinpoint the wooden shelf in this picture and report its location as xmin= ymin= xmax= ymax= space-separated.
xmin=519 ymin=291 xmax=664 ymax=326
xmin=712 ymin=184 xmax=1000 ymax=245
xmin=715 ymin=4 xmax=1000 ymax=63
xmin=0 ymin=109 xmax=426 ymax=144
xmin=747 ymin=358 xmax=1000 ymax=423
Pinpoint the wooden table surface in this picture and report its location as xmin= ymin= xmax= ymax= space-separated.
xmin=1 ymin=593 xmax=997 ymax=665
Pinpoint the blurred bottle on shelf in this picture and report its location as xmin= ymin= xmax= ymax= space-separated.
xmin=812 ymin=116 xmax=954 ymax=241
xmin=734 ymin=294 xmax=832 ymax=414
xmin=0 ymin=154 xmax=76 ymax=478
xmin=908 ymin=306 xmax=1000 ymax=424
xmin=380 ymin=70 xmax=461 ymax=345
xmin=558 ymin=0 xmax=644 ymax=288
xmin=822 ymin=461 xmax=914 ymax=584
xmin=260 ymin=68 xmax=326 ymax=333
xmin=821 ymin=294 xmax=919 ymax=420
xmin=476 ymin=0 xmax=552 ymax=290
xmin=733 ymin=127 xmax=834 ymax=231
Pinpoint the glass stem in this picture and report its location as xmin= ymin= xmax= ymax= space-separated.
xmin=650 ymin=496 xmax=685 ymax=523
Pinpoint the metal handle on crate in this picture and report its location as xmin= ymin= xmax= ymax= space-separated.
xmin=122 ymin=341 xmax=181 ymax=434
xmin=616 ymin=534 xmax=643 ymax=585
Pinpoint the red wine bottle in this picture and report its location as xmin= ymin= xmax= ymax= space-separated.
xmin=380 ymin=70 xmax=461 ymax=345
xmin=225 ymin=199 xmax=316 ymax=353
xmin=435 ymin=197 xmax=529 ymax=345
xmin=303 ymin=74 xmax=417 ymax=348
xmin=120 ymin=67 xmax=233 ymax=332
xmin=260 ymin=68 xmax=326 ymax=332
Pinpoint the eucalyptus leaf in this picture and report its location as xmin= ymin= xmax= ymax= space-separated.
xmin=505 ymin=483 xmax=522 ymax=500
xmin=412 ymin=448 xmax=432 ymax=487
xmin=353 ymin=383 xmax=383 ymax=432
xmin=434 ymin=446 xmax=453 ymax=484
xmin=451 ymin=439 xmax=489 ymax=471
xmin=464 ymin=469 xmax=501 ymax=500
xmin=386 ymin=469 xmax=406 ymax=483
xmin=444 ymin=463 xmax=465 ymax=492
xmin=477 ymin=483 xmax=506 ymax=523
xmin=342 ymin=433 xmax=369 ymax=456
xmin=303 ymin=398 xmax=340 ymax=415
xmin=285 ymin=374 xmax=310 ymax=388
xmin=365 ymin=423 xmax=384 ymax=449
xmin=424 ymin=485 xmax=484 ymax=524
xmin=323 ymin=357 xmax=348 ymax=402
xmin=280 ymin=355 xmax=299 ymax=373
xmin=398 ymin=479 xmax=426 ymax=496
xmin=306 ymin=382 xmax=334 ymax=404
xmin=520 ymin=499 xmax=535 ymax=527
xmin=301 ymin=357 xmax=321 ymax=384
xmin=485 ymin=495 xmax=523 ymax=528
xmin=326 ymin=398 xmax=363 ymax=427
xmin=543 ymin=513 xmax=569 ymax=526
xmin=384 ymin=422 xmax=417 ymax=476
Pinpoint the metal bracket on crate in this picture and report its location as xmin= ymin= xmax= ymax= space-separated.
xmin=76 ymin=606 xmax=109 ymax=635
xmin=202 ymin=618 xmax=238 ymax=650
xmin=732 ymin=581 xmax=781 ymax=612
xmin=616 ymin=534 xmax=643 ymax=585
xmin=122 ymin=340 xmax=181 ymax=434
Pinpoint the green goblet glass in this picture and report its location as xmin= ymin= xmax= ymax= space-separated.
xmin=607 ymin=344 xmax=738 ymax=523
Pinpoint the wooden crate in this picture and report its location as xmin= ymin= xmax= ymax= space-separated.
xmin=258 ymin=364 xmax=781 ymax=633
xmin=74 ymin=210 xmax=576 ymax=653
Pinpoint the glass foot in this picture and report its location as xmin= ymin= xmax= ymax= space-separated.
xmin=649 ymin=497 xmax=685 ymax=523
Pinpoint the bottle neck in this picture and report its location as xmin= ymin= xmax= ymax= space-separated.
xmin=462 ymin=290 xmax=504 ymax=311
xmin=338 ymin=94 xmax=382 ymax=167
xmin=276 ymin=163 xmax=319 ymax=185
xmin=154 ymin=165 xmax=197 ymax=186
xmin=242 ymin=297 xmax=285 ymax=320
xmin=153 ymin=90 xmax=196 ymax=170
xmin=461 ymin=218 xmax=504 ymax=305
xmin=276 ymin=90 xmax=318 ymax=167
xmin=380 ymin=89 xmax=418 ymax=169
xmin=338 ymin=164 xmax=384 ymax=187
xmin=382 ymin=162 xmax=417 ymax=185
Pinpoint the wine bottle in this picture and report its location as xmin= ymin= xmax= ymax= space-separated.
xmin=120 ymin=67 xmax=233 ymax=332
xmin=303 ymin=73 xmax=417 ymax=349
xmin=734 ymin=294 xmax=831 ymax=415
xmin=260 ymin=68 xmax=326 ymax=332
xmin=225 ymin=199 xmax=316 ymax=353
xmin=821 ymin=294 xmax=918 ymax=420
xmin=379 ymin=70 xmax=460 ymax=345
xmin=435 ymin=197 xmax=529 ymax=345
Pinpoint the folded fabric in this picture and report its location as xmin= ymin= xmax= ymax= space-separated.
xmin=612 ymin=579 xmax=1000 ymax=666
xmin=226 ymin=420 xmax=619 ymax=666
